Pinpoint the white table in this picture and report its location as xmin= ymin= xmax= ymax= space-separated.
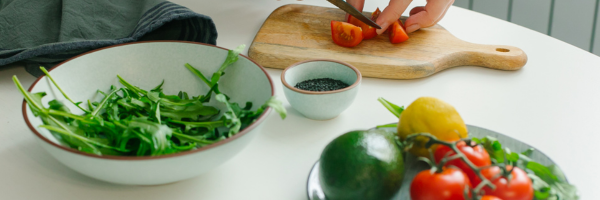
xmin=1 ymin=0 xmax=599 ymax=199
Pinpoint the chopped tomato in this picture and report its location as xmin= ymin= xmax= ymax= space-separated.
xmin=389 ymin=19 xmax=409 ymax=43
xmin=371 ymin=8 xmax=381 ymax=20
xmin=347 ymin=8 xmax=381 ymax=40
xmin=331 ymin=21 xmax=363 ymax=47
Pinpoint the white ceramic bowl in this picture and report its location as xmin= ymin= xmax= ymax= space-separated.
xmin=281 ymin=59 xmax=361 ymax=120
xmin=22 ymin=41 xmax=274 ymax=185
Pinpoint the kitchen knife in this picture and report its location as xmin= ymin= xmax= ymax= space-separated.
xmin=326 ymin=0 xmax=382 ymax=29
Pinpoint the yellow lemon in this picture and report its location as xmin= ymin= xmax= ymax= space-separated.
xmin=397 ymin=97 xmax=468 ymax=157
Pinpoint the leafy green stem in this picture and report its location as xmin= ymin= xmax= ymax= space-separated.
xmin=117 ymin=75 xmax=147 ymax=96
xmin=171 ymin=131 xmax=215 ymax=144
xmin=40 ymin=67 xmax=90 ymax=113
xmin=169 ymin=120 xmax=224 ymax=127
xmin=12 ymin=76 xmax=45 ymax=112
xmin=378 ymin=97 xmax=404 ymax=118
xmin=185 ymin=63 xmax=212 ymax=87
xmin=90 ymin=89 xmax=119 ymax=118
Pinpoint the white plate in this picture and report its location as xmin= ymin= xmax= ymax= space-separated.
xmin=307 ymin=124 xmax=566 ymax=200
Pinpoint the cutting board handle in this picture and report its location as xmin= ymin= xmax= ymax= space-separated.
xmin=451 ymin=44 xmax=528 ymax=71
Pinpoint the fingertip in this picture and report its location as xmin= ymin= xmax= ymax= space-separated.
xmin=404 ymin=11 xmax=430 ymax=32
xmin=376 ymin=21 xmax=390 ymax=35
xmin=376 ymin=0 xmax=411 ymax=34
xmin=406 ymin=24 xmax=420 ymax=33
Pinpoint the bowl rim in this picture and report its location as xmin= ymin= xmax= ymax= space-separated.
xmin=22 ymin=40 xmax=274 ymax=160
xmin=280 ymin=59 xmax=362 ymax=94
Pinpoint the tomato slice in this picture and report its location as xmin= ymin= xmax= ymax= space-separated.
xmin=347 ymin=8 xmax=381 ymax=40
xmin=371 ymin=7 xmax=381 ymax=20
xmin=331 ymin=21 xmax=363 ymax=47
xmin=389 ymin=19 xmax=409 ymax=43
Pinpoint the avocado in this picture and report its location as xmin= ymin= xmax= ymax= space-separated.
xmin=319 ymin=129 xmax=405 ymax=200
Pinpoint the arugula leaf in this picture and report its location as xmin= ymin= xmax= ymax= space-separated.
xmin=216 ymin=94 xmax=242 ymax=137
xmin=90 ymin=88 xmax=119 ymax=118
xmin=185 ymin=63 xmax=212 ymax=87
xmin=529 ymin=174 xmax=552 ymax=199
xmin=258 ymin=97 xmax=287 ymax=119
xmin=117 ymin=75 xmax=148 ymax=96
xmin=128 ymin=118 xmax=173 ymax=156
xmin=477 ymin=136 xmax=505 ymax=163
xmin=160 ymin=101 xmax=219 ymax=121
xmin=527 ymin=162 xmax=558 ymax=183
xmin=210 ymin=44 xmax=245 ymax=85
xmin=169 ymin=120 xmax=224 ymax=132
xmin=151 ymin=80 xmax=165 ymax=92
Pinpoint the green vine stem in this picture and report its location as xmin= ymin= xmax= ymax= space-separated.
xmin=403 ymin=133 xmax=497 ymax=193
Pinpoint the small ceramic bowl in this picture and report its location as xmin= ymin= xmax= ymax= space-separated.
xmin=281 ymin=59 xmax=361 ymax=120
xmin=23 ymin=41 xmax=274 ymax=185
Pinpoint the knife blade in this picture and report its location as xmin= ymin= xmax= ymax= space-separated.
xmin=326 ymin=0 xmax=381 ymax=29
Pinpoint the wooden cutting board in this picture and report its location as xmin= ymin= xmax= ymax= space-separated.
xmin=248 ymin=4 xmax=527 ymax=79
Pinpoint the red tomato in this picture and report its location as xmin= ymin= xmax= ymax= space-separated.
xmin=480 ymin=196 xmax=503 ymax=200
xmin=330 ymin=21 xmax=363 ymax=47
xmin=434 ymin=141 xmax=491 ymax=183
xmin=473 ymin=166 xmax=533 ymax=200
xmin=347 ymin=8 xmax=381 ymax=40
xmin=410 ymin=167 xmax=471 ymax=200
xmin=389 ymin=19 xmax=409 ymax=43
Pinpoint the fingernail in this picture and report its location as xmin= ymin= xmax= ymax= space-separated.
xmin=376 ymin=22 xmax=389 ymax=35
xmin=406 ymin=24 xmax=420 ymax=33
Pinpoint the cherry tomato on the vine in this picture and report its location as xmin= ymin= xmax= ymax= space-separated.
xmin=410 ymin=167 xmax=471 ymax=200
xmin=480 ymin=196 xmax=503 ymax=200
xmin=473 ymin=166 xmax=533 ymax=200
xmin=434 ymin=141 xmax=491 ymax=183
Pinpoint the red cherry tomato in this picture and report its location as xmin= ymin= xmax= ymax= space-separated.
xmin=473 ymin=166 xmax=533 ymax=200
xmin=410 ymin=167 xmax=472 ymax=200
xmin=347 ymin=8 xmax=381 ymax=40
xmin=480 ymin=196 xmax=503 ymax=200
xmin=330 ymin=21 xmax=363 ymax=47
xmin=389 ymin=19 xmax=409 ymax=43
xmin=434 ymin=141 xmax=491 ymax=183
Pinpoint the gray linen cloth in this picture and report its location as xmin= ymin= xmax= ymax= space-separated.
xmin=0 ymin=0 xmax=218 ymax=76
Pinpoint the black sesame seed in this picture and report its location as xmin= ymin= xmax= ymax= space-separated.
xmin=294 ymin=78 xmax=350 ymax=92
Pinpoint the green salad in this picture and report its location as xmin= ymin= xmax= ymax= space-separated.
xmin=13 ymin=45 xmax=286 ymax=156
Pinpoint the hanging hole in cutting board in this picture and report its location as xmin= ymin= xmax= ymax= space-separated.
xmin=496 ymin=48 xmax=510 ymax=52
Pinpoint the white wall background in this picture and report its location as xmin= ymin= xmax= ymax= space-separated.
xmin=454 ymin=0 xmax=600 ymax=56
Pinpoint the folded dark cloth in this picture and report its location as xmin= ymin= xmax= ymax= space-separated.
xmin=0 ymin=0 xmax=218 ymax=76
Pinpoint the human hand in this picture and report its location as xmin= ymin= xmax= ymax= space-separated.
xmin=346 ymin=0 xmax=454 ymax=34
